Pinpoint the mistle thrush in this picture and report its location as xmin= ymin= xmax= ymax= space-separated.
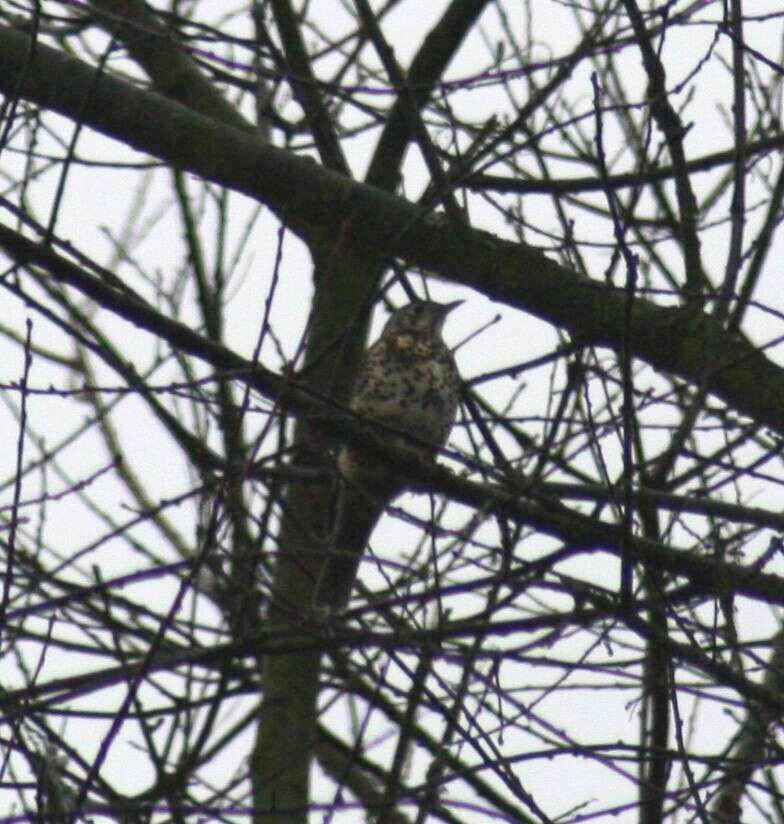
xmin=316 ymin=299 xmax=462 ymax=608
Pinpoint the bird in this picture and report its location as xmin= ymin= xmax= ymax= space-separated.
xmin=315 ymin=299 xmax=463 ymax=608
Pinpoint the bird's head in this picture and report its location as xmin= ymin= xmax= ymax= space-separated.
xmin=381 ymin=299 xmax=463 ymax=340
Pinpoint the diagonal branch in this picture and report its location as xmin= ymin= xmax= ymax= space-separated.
xmin=1 ymin=25 xmax=784 ymax=439
xmin=87 ymin=0 xmax=253 ymax=132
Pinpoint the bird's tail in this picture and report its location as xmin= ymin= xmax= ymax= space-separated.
xmin=315 ymin=483 xmax=390 ymax=608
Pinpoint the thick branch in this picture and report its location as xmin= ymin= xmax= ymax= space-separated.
xmin=87 ymin=0 xmax=253 ymax=132
xmin=1 ymin=26 xmax=784 ymax=439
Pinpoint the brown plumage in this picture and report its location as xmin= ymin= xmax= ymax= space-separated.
xmin=316 ymin=300 xmax=462 ymax=608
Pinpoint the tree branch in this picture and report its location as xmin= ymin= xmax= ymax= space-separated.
xmin=1 ymin=24 xmax=783 ymax=437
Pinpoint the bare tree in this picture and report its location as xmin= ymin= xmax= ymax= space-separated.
xmin=1 ymin=1 xmax=784 ymax=822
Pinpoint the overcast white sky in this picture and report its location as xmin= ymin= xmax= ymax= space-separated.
xmin=2 ymin=1 xmax=784 ymax=821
